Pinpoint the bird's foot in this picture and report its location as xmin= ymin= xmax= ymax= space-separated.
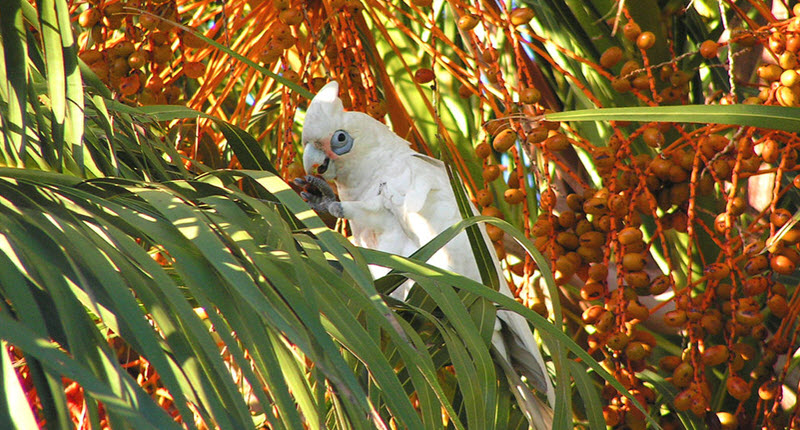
xmin=294 ymin=175 xmax=343 ymax=218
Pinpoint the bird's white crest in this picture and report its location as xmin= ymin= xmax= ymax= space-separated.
xmin=304 ymin=82 xmax=344 ymax=133
xmin=313 ymin=81 xmax=341 ymax=104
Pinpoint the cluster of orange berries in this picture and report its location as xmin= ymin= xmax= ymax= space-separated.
xmin=592 ymin=16 xmax=800 ymax=430
xmin=750 ymin=5 xmax=800 ymax=107
xmin=459 ymin=8 xmax=800 ymax=428
xmin=257 ymin=0 xmax=303 ymax=68
xmin=75 ymin=0 xmax=205 ymax=104
xmin=264 ymin=0 xmax=395 ymax=123
xmin=598 ymin=23 xmax=692 ymax=103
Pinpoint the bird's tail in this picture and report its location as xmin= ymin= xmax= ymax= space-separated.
xmin=493 ymin=345 xmax=554 ymax=430
xmin=498 ymin=309 xmax=556 ymax=406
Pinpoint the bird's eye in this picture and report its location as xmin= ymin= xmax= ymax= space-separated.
xmin=330 ymin=130 xmax=353 ymax=155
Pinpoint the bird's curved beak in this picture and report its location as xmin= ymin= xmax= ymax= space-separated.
xmin=303 ymin=143 xmax=336 ymax=179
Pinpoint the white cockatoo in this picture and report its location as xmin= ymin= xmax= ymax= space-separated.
xmin=296 ymin=81 xmax=554 ymax=428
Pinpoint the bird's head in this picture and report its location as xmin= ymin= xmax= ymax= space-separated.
xmin=300 ymin=81 xmax=406 ymax=181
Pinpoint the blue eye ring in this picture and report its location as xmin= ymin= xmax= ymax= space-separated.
xmin=330 ymin=130 xmax=353 ymax=155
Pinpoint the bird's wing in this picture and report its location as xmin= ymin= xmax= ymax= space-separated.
xmin=377 ymin=151 xmax=556 ymax=409
xmin=380 ymin=153 xmax=483 ymax=278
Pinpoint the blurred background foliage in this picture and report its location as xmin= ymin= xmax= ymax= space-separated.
xmin=1 ymin=0 xmax=800 ymax=428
